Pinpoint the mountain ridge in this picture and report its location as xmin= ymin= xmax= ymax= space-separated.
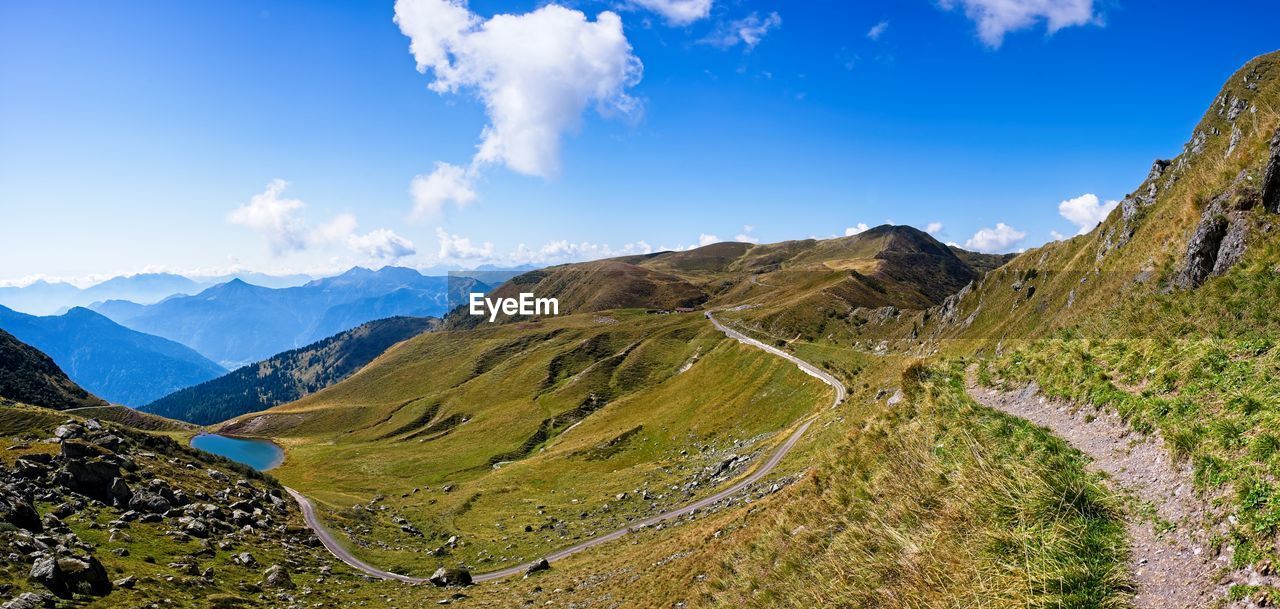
xmin=0 ymin=328 xmax=106 ymax=410
xmin=0 ymin=304 xmax=226 ymax=405
xmin=144 ymin=315 xmax=440 ymax=425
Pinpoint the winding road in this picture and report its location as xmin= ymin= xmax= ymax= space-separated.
xmin=287 ymin=311 xmax=846 ymax=584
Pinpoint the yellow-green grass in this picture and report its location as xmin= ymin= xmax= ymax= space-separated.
xmin=229 ymin=310 xmax=832 ymax=575
xmin=701 ymin=361 xmax=1130 ymax=608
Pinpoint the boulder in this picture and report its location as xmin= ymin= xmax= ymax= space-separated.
xmin=429 ymin=567 xmax=472 ymax=587
xmin=128 ymin=491 xmax=172 ymax=514
xmin=524 ymin=558 xmax=550 ymax=576
xmin=56 ymin=458 xmax=121 ymax=502
xmin=2 ymin=592 xmax=52 ymax=609
xmin=262 ymin=564 xmax=294 ymax=589
xmin=60 ymin=439 xmax=109 ymax=460
xmin=0 ymin=493 xmax=42 ymax=532
xmin=29 ymin=555 xmax=112 ymax=598
xmin=109 ymin=478 xmax=133 ymax=506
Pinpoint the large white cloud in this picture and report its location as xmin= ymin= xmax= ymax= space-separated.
xmin=939 ymin=0 xmax=1097 ymax=48
xmin=1058 ymin=193 xmax=1117 ymax=235
xmin=229 ymin=181 xmax=416 ymax=260
xmin=395 ymin=0 xmax=643 ymax=191
xmin=964 ymin=222 xmax=1026 ymax=252
xmin=629 ymin=0 xmax=712 ymax=25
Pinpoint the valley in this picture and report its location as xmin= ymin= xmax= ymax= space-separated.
xmin=2 ymin=36 xmax=1280 ymax=609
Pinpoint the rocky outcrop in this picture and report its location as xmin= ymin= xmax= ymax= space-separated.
xmin=1176 ymin=177 xmax=1260 ymax=289
xmin=29 ymin=554 xmax=112 ymax=598
xmin=1263 ymin=128 xmax=1280 ymax=214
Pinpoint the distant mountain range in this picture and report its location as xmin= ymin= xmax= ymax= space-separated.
xmin=0 ymin=271 xmax=313 ymax=315
xmin=92 ymin=266 xmax=489 ymax=367
xmin=144 ymin=316 xmax=440 ymax=425
xmin=0 ymin=305 xmax=226 ymax=406
xmin=0 ymin=328 xmax=106 ymax=410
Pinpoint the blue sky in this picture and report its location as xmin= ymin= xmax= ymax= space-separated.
xmin=2 ymin=0 xmax=1278 ymax=284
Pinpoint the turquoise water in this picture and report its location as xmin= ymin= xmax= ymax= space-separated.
xmin=190 ymin=434 xmax=284 ymax=471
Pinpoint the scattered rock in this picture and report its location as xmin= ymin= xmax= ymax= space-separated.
xmin=29 ymin=555 xmax=112 ymax=598
xmin=429 ymin=567 xmax=473 ymax=587
xmin=525 ymin=558 xmax=550 ymax=576
xmin=262 ymin=564 xmax=295 ymax=590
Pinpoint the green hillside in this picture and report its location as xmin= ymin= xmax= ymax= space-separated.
xmin=220 ymin=310 xmax=832 ymax=575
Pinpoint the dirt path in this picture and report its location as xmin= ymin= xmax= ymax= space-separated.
xmin=966 ymin=378 xmax=1228 ymax=608
xmin=287 ymin=311 xmax=845 ymax=585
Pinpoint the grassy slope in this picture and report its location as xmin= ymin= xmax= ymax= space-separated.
xmin=222 ymin=310 xmax=831 ymax=576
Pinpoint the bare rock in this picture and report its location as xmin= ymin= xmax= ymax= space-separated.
xmin=29 ymin=555 xmax=112 ymax=598
xmin=429 ymin=567 xmax=473 ymax=587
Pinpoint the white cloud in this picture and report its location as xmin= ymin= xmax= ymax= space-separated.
xmin=866 ymin=20 xmax=889 ymax=40
xmin=395 ymin=0 xmax=642 ymax=180
xmin=629 ymin=0 xmax=712 ymax=25
xmin=734 ymin=224 xmax=760 ymax=244
xmin=348 ymin=229 xmax=417 ymax=259
xmin=844 ymin=223 xmax=870 ymax=236
xmin=964 ymin=222 xmax=1026 ymax=252
xmin=939 ymin=0 xmax=1097 ymax=48
xmin=312 ymin=213 xmax=359 ymax=246
xmin=509 ymin=239 xmax=654 ymax=266
xmin=435 ymin=228 xmax=494 ymax=261
xmin=698 ymin=233 xmax=721 ymax=246
xmin=924 ymin=221 xmax=944 ymax=235
xmin=229 ymin=180 xmax=415 ymax=260
xmin=1057 ymin=192 xmax=1117 ymax=235
xmin=432 ymin=230 xmax=659 ymax=267
xmin=1049 ymin=229 xmax=1067 ymax=241
xmin=703 ymin=12 xmax=781 ymax=50
xmin=227 ymin=179 xmax=308 ymax=254
xmin=410 ymin=162 xmax=477 ymax=218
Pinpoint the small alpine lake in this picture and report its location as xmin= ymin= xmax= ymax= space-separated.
xmin=190 ymin=433 xmax=284 ymax=471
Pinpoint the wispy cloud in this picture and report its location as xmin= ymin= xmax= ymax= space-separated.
xmin=866 ymin=20 xmax=889 ymax=41
xmin=629 ymin=0 xmax=712 ymax=25
xmin=939 ymin=0 xmax=1098 ymax=48
xmin=702 ymin=11 xmax=782 ymax=50
xmin=229 ymin=180 xmax=416 ymax=260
